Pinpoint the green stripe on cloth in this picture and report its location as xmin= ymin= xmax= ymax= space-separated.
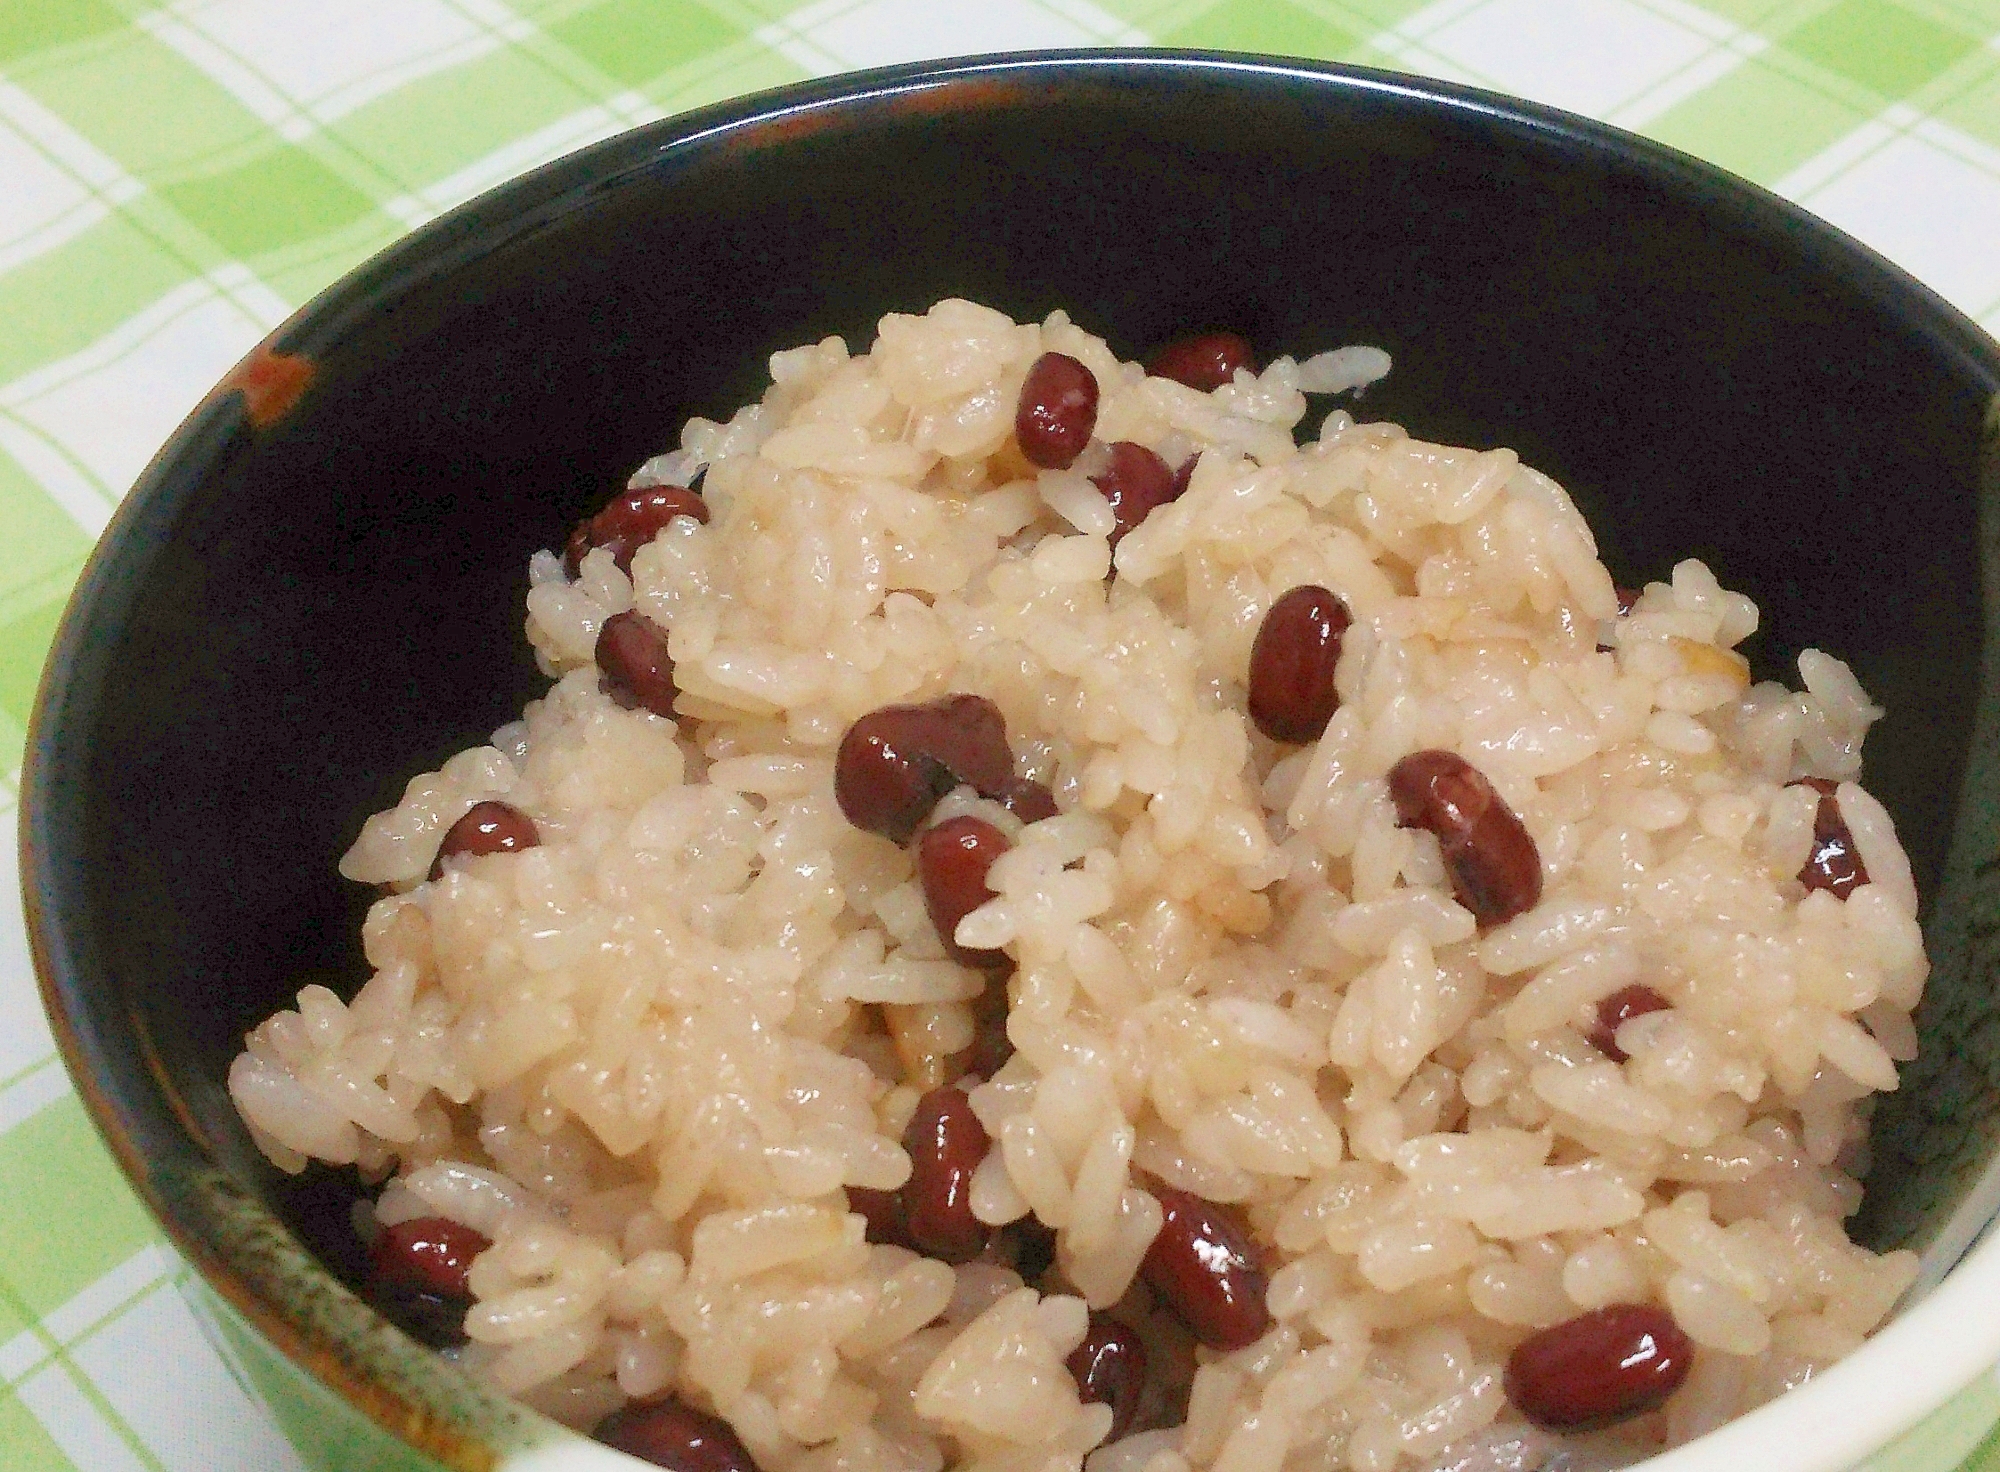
xmin=1160 ymin=0 xmax=1367 ymax=58
xmin=1784 ymin=0 xmax=1983 ymax=100
xmin=1644 ymin=52 xmax=1876 ymax=178
xmin=1937 ymin=58 xmax=2000 ymax=149
xmin=0 ymin=1 xmax=127 ymax=67
xmin=0 ymin=1098 xmax=157 ymax=1319
xmin=547 ymin=0 xmax=749 ymax=88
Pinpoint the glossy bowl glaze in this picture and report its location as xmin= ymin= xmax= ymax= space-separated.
xmin=21 ymin=50 xmax=2000 ymax=1472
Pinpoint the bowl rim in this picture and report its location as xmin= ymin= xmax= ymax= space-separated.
xmin=19 ymin=46 xmax=2000 ymax=1472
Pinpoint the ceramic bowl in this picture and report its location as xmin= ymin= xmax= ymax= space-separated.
xmin=21 ymin=50 xmax=2000 ymax=1472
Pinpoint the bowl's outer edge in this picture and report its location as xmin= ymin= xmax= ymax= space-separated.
xmin=18 ymin=47 xmax=2000 ymax=1472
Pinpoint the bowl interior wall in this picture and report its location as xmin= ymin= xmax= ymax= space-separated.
xmin=32 ymin=63 xmax=1993 ymax=1289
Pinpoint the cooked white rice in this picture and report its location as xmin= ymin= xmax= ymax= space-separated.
xmin=230 ymin=299 xmax=1925 ymax=1472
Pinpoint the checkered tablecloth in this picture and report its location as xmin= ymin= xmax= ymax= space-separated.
xmin=2 ymin=2 xmax=1998 ymax=1469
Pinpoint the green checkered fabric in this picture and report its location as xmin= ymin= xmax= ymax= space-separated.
xmin=3 ymin=3 xmax=1998 ymax=1468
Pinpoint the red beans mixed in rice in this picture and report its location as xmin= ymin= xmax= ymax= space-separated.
xmin=233 ymin=302 xmax=1925 ymax=1472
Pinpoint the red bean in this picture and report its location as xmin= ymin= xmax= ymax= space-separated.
xmin=1588 ymin=984 xmax=1671 ymax=1063
xmin=597 ymin=610 xmax=678 ymax=718
xmin=1791 ymin=778 xmax=1870 ymax=898
xmin=834 ymin=694 xmax=1015 ymax=843
xmin=1140 ymin=1186 xmax=1270 ymax=1351
xmin=1091 ymin=441 xmax=1179 ymax=548
xmin=902 ymin=1086 xmax=990 ymax=1263
xmin=1146 ymin=331 xmax=1256 ymax=392
xmin=993 ymin=776 xmax=1059 ymax=825
xmin=1067 ymin=1311 xmax=1148 ymax=1440
xmin=565 ymin=485 xmax=709 ymax=575
xmin=913 ymin=694 xmax=1014 ymax=795
xmin=835 ymin=713 xmax=953 ymax=843
xmin=368 ymin=1216 xmax=490 ymax=1349
xmin=962 ymin=982 xmax=1015 ymax=1080
xmin=372 ymin=1216 xmax=488 ymax=1299
xmin=994 ymin=1215 xmax=1057 ymax=1281
xmin=1016 ymin=353 xmax=1098 ymax=469
xmin=429 ymin=800 xmax=539 ymax=880
xmin=1388 ymin=751 xmax=1543 ymax=927
xmin=920 ymin=816 xmax=1011 ymax=971
xmin=1247 ymin=585 xmax=1353 ymax=745
xmin=593 ymin=1398 xmax=760 ymax=1472
xmin=847 ymin=1186 xmax=914 ymax=1251
xmin=1504 ymin=1304 xmax=1694 ymax=1432
xmin=1171 ymin=454 xmax=1198 ymax=501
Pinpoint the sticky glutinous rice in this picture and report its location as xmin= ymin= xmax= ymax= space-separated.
xmin=229 ymin=300 xmax=1926 ymax=1472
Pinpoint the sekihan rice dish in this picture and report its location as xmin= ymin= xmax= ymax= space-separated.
xmin=228 ymin=300 xmax=1927 ymax=1472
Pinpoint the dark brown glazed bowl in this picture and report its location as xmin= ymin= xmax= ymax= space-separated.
xmin=20 ymin=50 xmax=2000 ymax=1472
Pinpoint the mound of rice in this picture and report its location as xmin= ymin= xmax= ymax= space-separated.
xmin=229 ymin=299 xmax=1927 ymax=1472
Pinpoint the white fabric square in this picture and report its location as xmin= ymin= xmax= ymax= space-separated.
xmin=0 ymin=270 xmax=289 ymax=524
xmin=73 ymin=1283 xmax=307 ymax=1472
xmin=0 ymin=1323 xmax=48 ymax=1385
xmin=0 ymin=124 xmax=98 ymax=276
xmin=1608 ymin=32 xmax=1766 ymax=128
xmin=43 ymin=1249 xmax=171 ymax=1347
xmin=384 ymin=104 xmax=631 ymax=227
xmin=1395 ymin=0 xmax=1724 ymax=119
xmin=760 ymin=0 xmax=1129 ymax=75
xmin=18 ymin=1362 xmax=151 ymax=1472
xmin=0 ymin=1063 xmax=71 ymax=1136
xmin=0 ymin=87 xmax=141 ymax=274
xmin=143 ymin=0 xmax=505 ymax=131
xmin=1787 ymin=124 xmax=2000 ymax=318
xmin=1015 ymin=0 xmax=1147 ymax=41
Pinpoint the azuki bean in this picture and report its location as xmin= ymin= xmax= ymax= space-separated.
xmin=1016 ymin=353 xmax=1099 ymax=469
xmin=1504 ymin=1303 xmax=1694 ymax=1432
xmin=847 ymin=1185 xmax=914 ymax=1251
xmin=1091 ymin=441 xmax=1179 ymax=548
xmin=1588 ymin=984 xmax=1671 ymax=1063
xmin=919 ymin=816 xmax=1012 ymax=971
xmin=1247 ymin=585 xmax=1353 ymax=745
xmin=372 ymin=1216 xmax=488 ymax=1299
xmin=902 ymin=1086 xmax=991 ymax=1263
xmin=429 ymin=800 xmax=539 ymax=880
xmin=1387 ymin=750 xmax=1543 ymax=926
xmin=1146 ymin=331 xmax=1256 ymax=392
xmin=993 ymin=776 xmax=1059 ymax=825
xmin=911 ymin=694 xmax=1014 ymax=795
xmin=834 ymin=694 xmax=1015 ymax=843
xmin=593 ymin=1398 xmax=760 ymax=1472
xmin=994 ymin=1215 xmax=1057 ymax=1282
xmin=1140 ymin=1186 xmax=1271 ymax=1351
xmin=1792 ymin=777 xmax=1870 ymax=898
xmin=835 ymin=715 xmax=952 ymax=843
xmin=564 ymin=485 xmax=709 ymax=575
xmin=1066 ymin=1311 xmax=1148 ymax=1441
xmin=368 ymin=1216 xmax=490 ymax=1349
xmin=962 ymin=982 xmax=1015 ymax=1080
xmin=596 ymin=609 xmax=678 ymax=718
